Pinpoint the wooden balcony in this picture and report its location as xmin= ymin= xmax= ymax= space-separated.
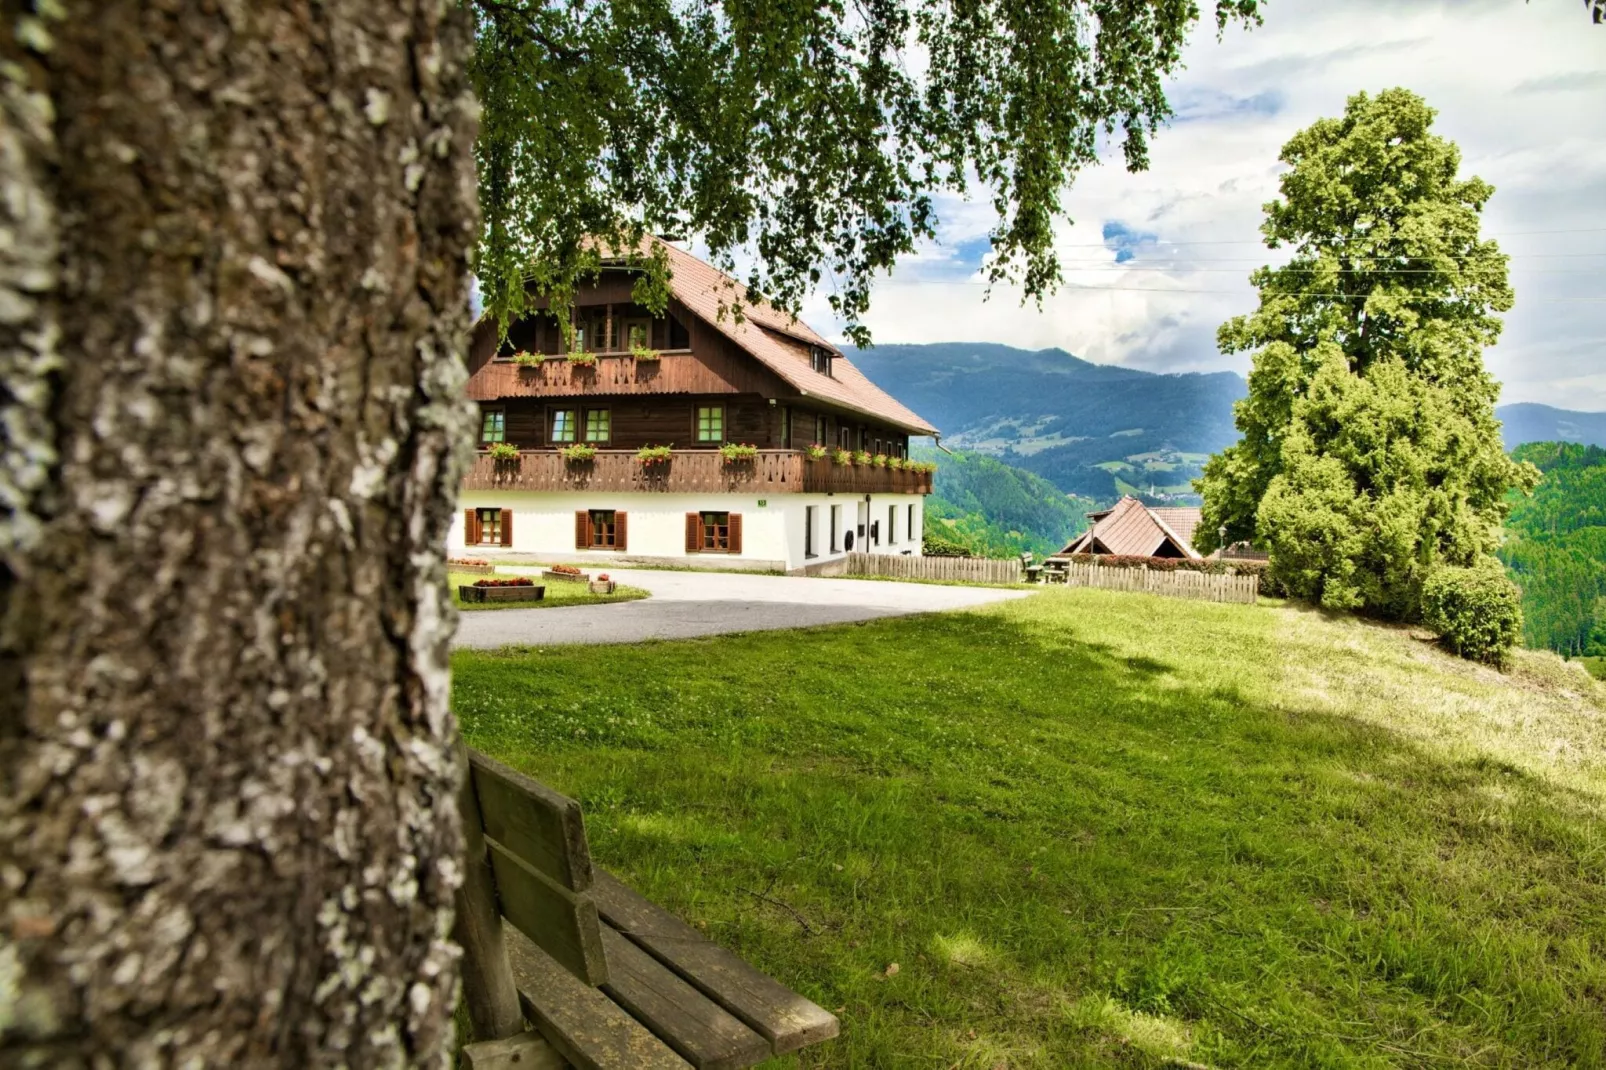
xmin=461 ymin=450 xmax=933 ymax=496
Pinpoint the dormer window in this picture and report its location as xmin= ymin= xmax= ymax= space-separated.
xmin=810 ymin=346 xmax=832 ymax=376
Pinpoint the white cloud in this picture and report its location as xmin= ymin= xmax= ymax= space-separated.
xmin=806 ymin=0 xmax=1606 ymax=409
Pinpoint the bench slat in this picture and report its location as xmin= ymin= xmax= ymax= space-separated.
xmin=600 ymin=926 xmax=772 ymax=1070
xmin=488 ymin=839 xmax=609 ymax=985
xmin=471 ymin=750 xmax=594 ymax=892
xmin=505 ymin=924 xmax=692 ymax=1070
xmin=460 ymin=1031 xmax=568 ymax=1070
xmin=590 ymin=870 xmax=839 ymax=1055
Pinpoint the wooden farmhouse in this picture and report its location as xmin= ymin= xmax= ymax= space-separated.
xmin=1056 ymin=496 xmax=1204 ymax=559
xmin=451 ymin=239 xmax=938 ymax=571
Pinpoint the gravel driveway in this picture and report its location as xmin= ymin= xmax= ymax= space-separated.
xmin=451 ymin=568 xmax=1034 ymax=648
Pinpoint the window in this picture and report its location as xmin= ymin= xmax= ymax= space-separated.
xmin=476 ymin=508 xmax=502 ymax=545
xmin=590 ymin=510 xmax=617 ymax=548
xmin=570 ymin=325 xmax=588 ymax=353
xmin=781 ymin=406 xmax=792 ymax=449
xmin=908 ymin=503 xmax=916 ymax=543
xmin=810 ymin=347 xmax=832 ymax=375
xmin=550 ymin=409 xmax=577 ymax=443
xmin=859 ymin=427 xmax=869 ymax=451
xmin=838 ymin=425 xmax=851 ymax=450
xmin=701 ymin=512 xmax=730 ymax=551
xmin=480 ymin=408 xmax=506 ymax=445
xmin=805 ymin=505 xmax=817 ymax=558
xmin=584 ymin=408 xmax=611 ymax=443
xmin=815 ymin=415 xmax=828 ymax=444
xmin=830 ymin=504 xmax=842 ymax=552
xmin=697 ymin=405 xmax=724 ymax=443
xmin=873 ymin=438 xmax=882 ymax=457
xmin=624 ymin=320 xmax=651 ymax=350
xmin=888 ymin=505 xmax=898 ymax=545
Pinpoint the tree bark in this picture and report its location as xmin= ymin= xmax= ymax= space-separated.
xmin=1 ymin=1 xmax=479 ymax=1065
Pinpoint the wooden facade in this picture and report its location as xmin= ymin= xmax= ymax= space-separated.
xmin=463 ymin=263 xmax=934 ymax=496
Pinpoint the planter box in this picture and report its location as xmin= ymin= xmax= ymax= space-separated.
xmin=458 ymin=584 xmax=546 ymax=603
xmin=542 ymin=569 xmax=589 ymax=583
xmin=589 ymin=581 xmax=617 ymax=595
xmin=449 ymin=563 xmax=497 ymax=575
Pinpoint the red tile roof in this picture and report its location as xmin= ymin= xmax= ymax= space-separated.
xmin=1057 ymin=497 xmax=1202 ymax=559
xmin=633 ymin=239 xmax=937 ymax=435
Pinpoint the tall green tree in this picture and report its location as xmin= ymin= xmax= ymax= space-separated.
xmin=469 ymin=0 xmax=1261 ymax=344
xmin=1196 ymin=88 xmax=1538 ymax=618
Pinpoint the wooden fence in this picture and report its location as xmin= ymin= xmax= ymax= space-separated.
xmin=1052 ymin=562 xmax=1259 ymax=604
xmin=844 ymin=552 xmax=1022 ymax=585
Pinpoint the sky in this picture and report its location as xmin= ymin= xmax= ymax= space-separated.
xmin=799 ymin=0 xmax=1606 ymax=411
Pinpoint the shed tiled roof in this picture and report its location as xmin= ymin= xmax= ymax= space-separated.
xmin=622 ymin=239 xmax=936 ymax=435
xmin=1058 ymin=497 xmax=1202 ymax=559
xmin=1149 ymin=507 xmax=1203 ymax=550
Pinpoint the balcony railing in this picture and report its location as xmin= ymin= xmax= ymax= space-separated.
xmin=461 ymin=450 xmax=933 ymax=496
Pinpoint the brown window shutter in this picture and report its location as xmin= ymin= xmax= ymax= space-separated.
xmin=615 ymin=512 xmax=628 ymax=552
xmin=685 ymin=513 xmax=700 ymax=554
xmin=728 ymin=513 xmax=743 ymax=555
xmin=465 ymin=508 xmax=477 ymax=545
xmin=575 ymin=511 xmax=589 ymax=550
xmin=500 ymin=509 xmax=514 ymax=548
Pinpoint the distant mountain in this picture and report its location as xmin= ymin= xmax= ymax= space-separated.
xmin=915 ymin=446 xmax=1098 ymax=558
xmin=847 ymin=342 xmax=1246 ymax=501
xmin=1496 ymin=403 xmax=1606 ymax=451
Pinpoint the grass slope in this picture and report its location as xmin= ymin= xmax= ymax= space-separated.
xmin=454 ymin=591 xmax=1606 ymax=1068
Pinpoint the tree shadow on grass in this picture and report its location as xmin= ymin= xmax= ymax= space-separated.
xmin=454 ymin=606 xmax=1606 ymax=1068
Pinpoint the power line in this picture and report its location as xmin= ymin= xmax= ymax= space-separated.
xmin=1039 ymin=227 xmax=1606 ymax=248
xmin=1050 ymin=252 xmax=1606 ymax=264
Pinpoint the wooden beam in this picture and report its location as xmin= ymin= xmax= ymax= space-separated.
xmin=454 ymin=742 xmax=527 ymax=1041
xmin=461 ymin=1031 xmax=569 ymax=1070
xmin=599 ymin=926 xmax=771 ymax=1070
xmin=589 ymin=870 xmax=838 ymax=1055
xmin=488 ymin=840 xmax=609 ymax=985
xmin=469 ymin=749 xmax=595 ymax=892
xmin=505 ymin=925 xmax=692 ymax=1070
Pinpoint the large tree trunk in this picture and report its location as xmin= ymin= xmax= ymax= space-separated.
xmin=1 ymin=1 xmax=479 ymax=1064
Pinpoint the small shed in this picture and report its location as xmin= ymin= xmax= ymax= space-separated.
xmin=1057 ymin=496 xmax=1203 ymax=560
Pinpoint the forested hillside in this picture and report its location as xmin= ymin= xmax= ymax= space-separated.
xmin=1499 ymin=442 xmax=1606 ymax=656
xmin=918 ymin=447 xmax=1100 ymax=557
xmin=1497 ymin=404 xmax=1606 ymax=451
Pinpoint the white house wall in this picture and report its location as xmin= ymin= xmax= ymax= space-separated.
xmin=450 ymin=491 xmax=925 ymax=572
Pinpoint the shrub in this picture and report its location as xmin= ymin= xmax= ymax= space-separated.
xmin=923 ymin=533 xmax=973 ymax=557
xmin=1421 ymin=559 xmax=1523 ymax=667
xmin=559 ymin=443 xmax=597 ymax=463
xmin=486 ymin=442 xmax=520 ymax=462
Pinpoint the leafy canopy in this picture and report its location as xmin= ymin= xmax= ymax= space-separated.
xmin=1195 ymin=88 xmax=1538 ymax=619
xmin=468 ymin=0 xmax=1260 ymax=344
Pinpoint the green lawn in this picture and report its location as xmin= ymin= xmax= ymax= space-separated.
xmin=449 ymin=571 xmax=647 ymax=611
xmin=452 ymin=590 xmax=1606 ymax=1068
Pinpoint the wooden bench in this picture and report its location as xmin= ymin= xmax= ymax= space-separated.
xmin=455 ymin=747 xmax=839 ymax=1069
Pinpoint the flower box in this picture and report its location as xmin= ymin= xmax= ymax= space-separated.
xmin=459 ymin=584 xmax=545 ymax=603
xmin=449 ymin=561 xmax=497 ymax=575
xmin=589 ymin=580 xmax=616 ymax=595
xmin=566 ymin=351 xmax=598 ymax=367
xmin=542 ymin=567 xmax=589 ymax=583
